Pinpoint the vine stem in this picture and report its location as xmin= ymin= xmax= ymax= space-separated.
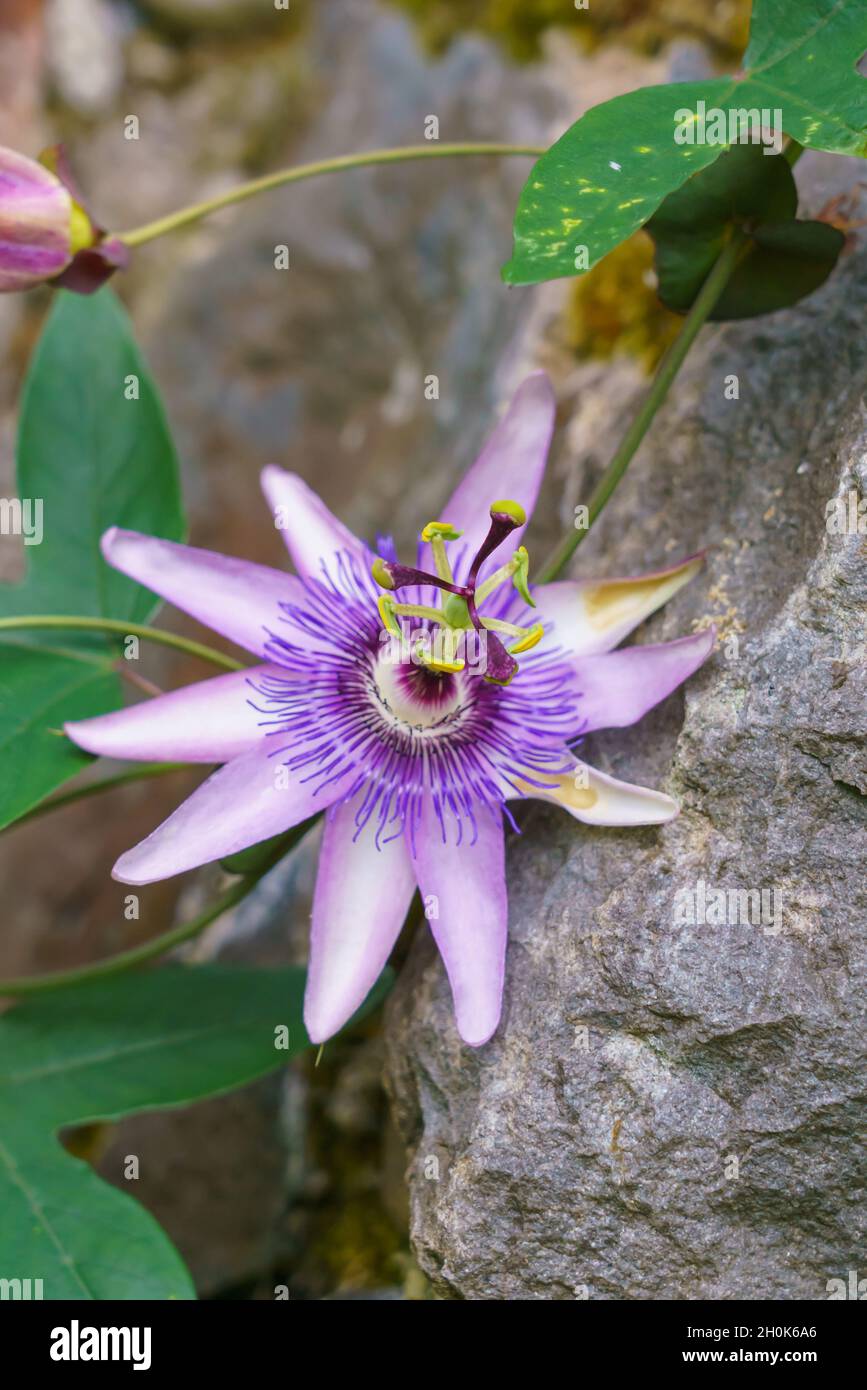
xmin=537 ymin=228 xmax=748 ymax=583
xmin=119 ymin=143 xmax=546 ymax=247
xmin=0 ymin=615 xmax=243 ymax=672
xmin=539 ymin=139 xmax=805 ymax=583
xmin=12 ymin=763 xmax=190 ymax=827
xmin=0 ymin=873 xmax=256 ymax=997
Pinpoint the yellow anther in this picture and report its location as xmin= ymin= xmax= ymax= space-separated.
xmin=512 ymin=546 xmax=535 ymax=607
xmin=421 ymin=521 xmax=463 ymax=543
xmin=509 ymin=623 xmax=544 ymax=655
xmin=422 ymin=655 xmax=466 ymax=674
xmin=377 ymin=594 xmax=401 ymax=636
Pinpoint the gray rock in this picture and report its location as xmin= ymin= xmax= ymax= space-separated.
xmin=385 ymin=151 xmax=867 ymax=1301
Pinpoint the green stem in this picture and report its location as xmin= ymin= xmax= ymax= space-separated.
xmin=0 ymin=874 xmax=256 ymax=997
xmin=119 ymin=143 xmax=545 ymax=247
xmin=12 ymin=763 xmax=191 ymax=827
xmin=0 ymin=812 xmax=319 ymax=996
xmin=538 ymin=139 xmax=806 ymax=583
xmin=537 ymin=228 xmax=748 ymax=584
xmin=0 ymin=616 xmax=243 ymax=672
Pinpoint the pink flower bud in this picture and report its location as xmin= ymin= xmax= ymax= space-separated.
xmin=0 ymin=144 xmax=128 ymax=294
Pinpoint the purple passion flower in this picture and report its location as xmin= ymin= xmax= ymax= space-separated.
xmin=0 ymin=144 xmax=128 ymax=294
xmin=66 ymin=374 xmax=713 ymax=1046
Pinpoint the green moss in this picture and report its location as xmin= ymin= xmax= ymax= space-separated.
xmin=288 ymin=1022 xmax=425 ymax=1299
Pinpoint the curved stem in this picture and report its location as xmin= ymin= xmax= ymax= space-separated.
xmin=0 ymin=814 xmax=319 ymax=996
xmin=537 ymin=229 xmax=748 ymax=584
xmin=119 ymin=143 xmax=545 ymax=247
xmin=538 ymin=139 xmax=806 ymax=584
xmin=0 ymin=615 xmax=244 ymax=672
xmin=0 ymin=874 xmax=255 ymax=997
xmin=12 ymin=763 xmax=191 ymax=827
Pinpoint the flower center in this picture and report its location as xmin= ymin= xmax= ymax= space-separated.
xmin=372 ymin=654 xmax=465 ymax=732
xmin=370 ymin=499 xmax=543 ymax=687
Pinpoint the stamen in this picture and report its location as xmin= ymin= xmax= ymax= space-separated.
xmin=420 ymin=653 xmax=466 ymax=675
xmin=371 ymin=497 xmax=536 ymax=688
xmin=378 ymin=594 xmax=401 ymax=636
xmin=478 ymin=616 xmax=527 ymax=638
xmin=511 ymin=546 xmax=535 ymax=608
xmin=413 ymin=624 xmax=465 ymax=675
xmin=421 ymin=521 xmax=462 ymax=586
xmin=391 ymin=602 xmax=449 ymax=624
xmin=474 ymin=546 xmax=535 ymax=609
xmin=508 ymin=622 xmax=544 ymax=655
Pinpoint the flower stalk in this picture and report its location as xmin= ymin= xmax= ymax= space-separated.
xmin=0 ymin=615 xmax=244 ymax=672
xmin=538 ymin=228 xmax=748 ymax=583
xmin=118 ymin=143 xmax=546 ymax=248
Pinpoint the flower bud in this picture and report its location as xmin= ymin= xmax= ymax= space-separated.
xmin=0 ymin=144 xmax=128 ymax=295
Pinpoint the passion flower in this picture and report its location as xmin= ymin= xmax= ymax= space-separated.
xmin=66 ymin=374 xmax=713 ymax=1046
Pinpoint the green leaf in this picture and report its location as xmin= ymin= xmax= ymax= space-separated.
xmin=0 ymin=645 xmax=118 ymax=829
xmin=647 ymin=144 xmax=845 ymax=319
xmin=9 ymin=288 xmax=185 ymax=625
xmin=0 ymin=964 xmax=391 ymax=1300
xmin=503 ymin=0 xmax=867 ymax=286
xmin=0 ymin=289 xmax=186 ymax=828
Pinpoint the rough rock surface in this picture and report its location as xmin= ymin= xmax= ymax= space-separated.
xmin=385 ymin=154 xmax=867 ymax=1300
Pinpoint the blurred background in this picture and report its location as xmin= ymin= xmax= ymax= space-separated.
xmin=0 ymin=0 xmax=751 ymax=1299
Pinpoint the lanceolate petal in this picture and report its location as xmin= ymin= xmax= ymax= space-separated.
xmin=534 ymin=553 xmax=704 ymax=658
xmin=101 ymin=528 xmax=305 ymax=658
xmin=260 ymin=466 xmax=369 ymax=579
xmin=112 ymin=742 xmax=348 ymax=884
xmin=65 ymin=665 xmax=283 ymax=764
xmin=419 ymin=372 xmax=556 ymax=585
xmin=513 ymin=759 xmax=679 ymax=826
xmin=572 ymin=628 xmax=714 ymax=734
xmin=411 ymin=800 xmax=508 ymax=1047
xmin=304 ymin=800 xmax=417 ymax=1044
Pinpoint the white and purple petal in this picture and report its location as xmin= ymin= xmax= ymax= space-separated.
xmin=65 ymin=665 xmax=283 ymax=764
xmin=304 ymin=799 xmax=417 ymax=1043
xmin=419 ymin=372 xmax=556 ymax=586
xmin=533 ymin=552 xmax=704 ymax=659
xmin=111 ymin=741 xmax=350 ymax=885
xmin=513 ymin=758 xmax=679 ymax=826
xmin=101 ymin=528 xmax=305 ymax=658
xmin=260 ymin=466 xmax=370 ymax=580
xmin=410 ymin=798 xmax=508 ymax=1048
xmin=571 ymin=627 xmax=714 ymax=734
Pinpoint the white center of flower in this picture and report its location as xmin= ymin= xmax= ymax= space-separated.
xmin=371 ymin=652 xmax=467 ymax=733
